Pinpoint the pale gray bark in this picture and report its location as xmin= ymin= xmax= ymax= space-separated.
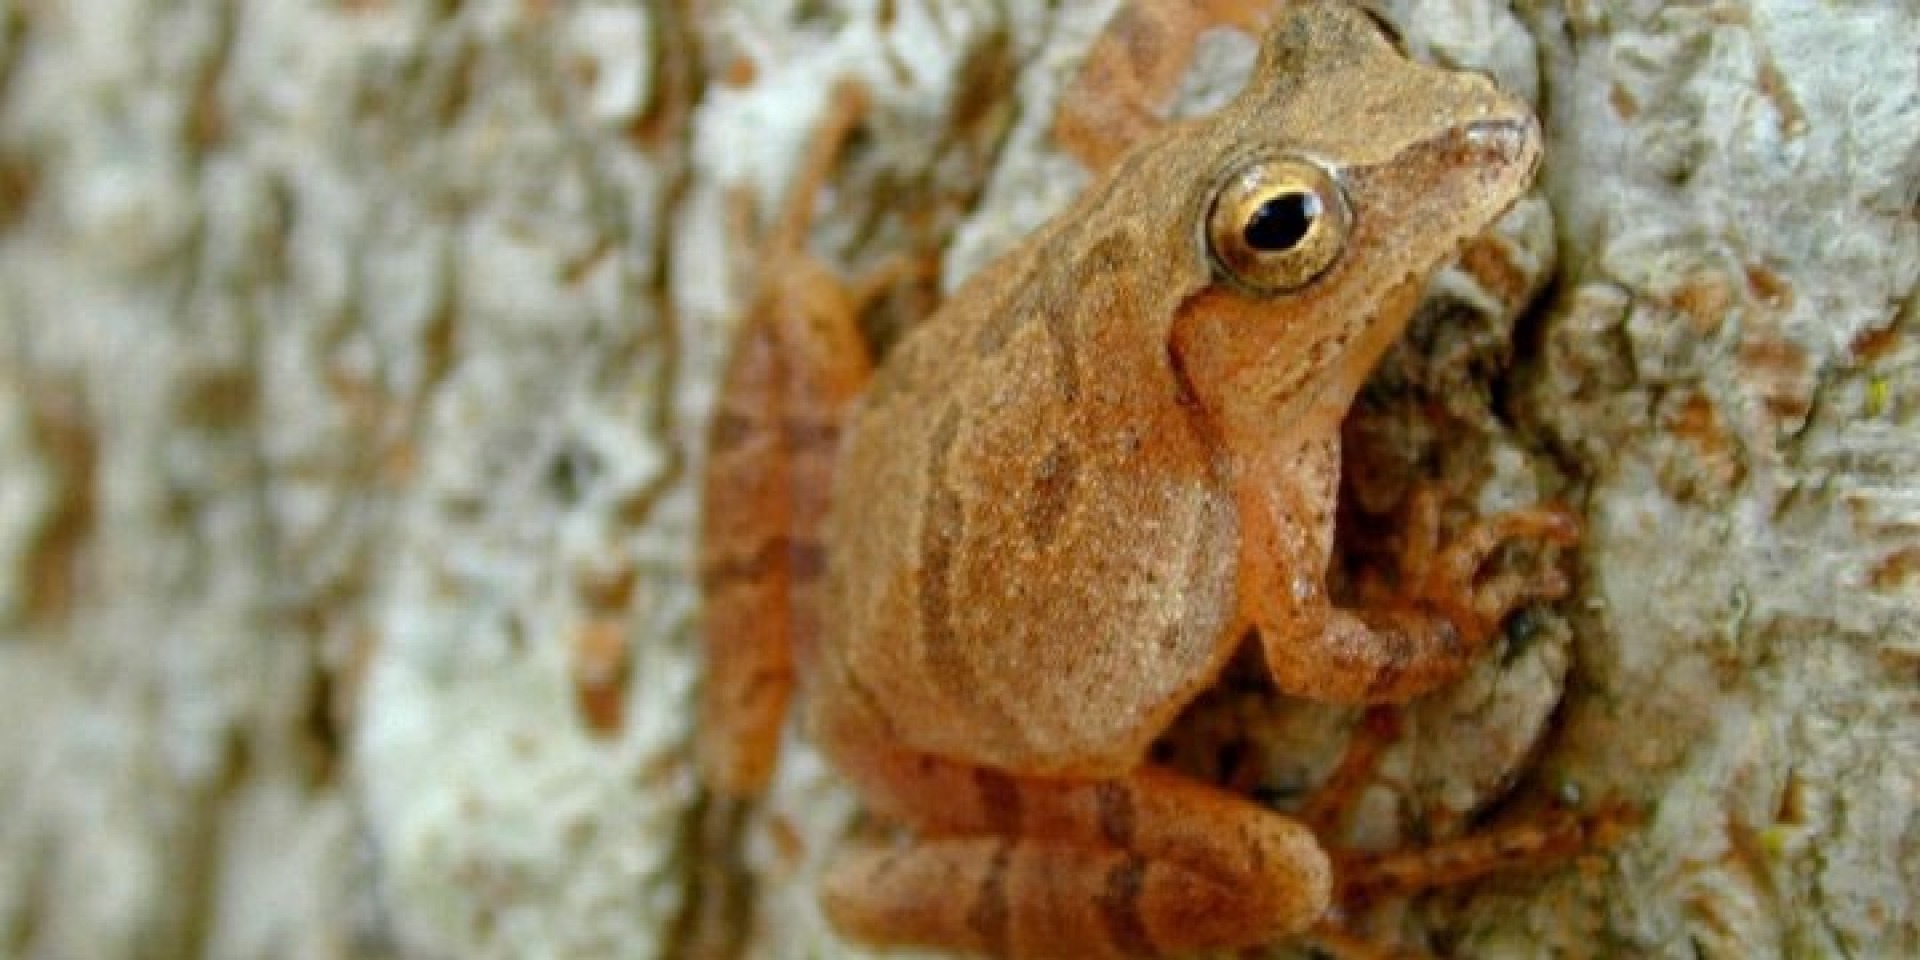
xmin=0 ymin=2 xmax=1913 ymax=959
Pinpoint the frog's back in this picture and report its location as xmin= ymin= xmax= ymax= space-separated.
xmin=816 ymin=197 xmax=1239 ymax=777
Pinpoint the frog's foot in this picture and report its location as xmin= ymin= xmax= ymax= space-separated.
xmin=1388 ymin=487 xmax=1580 ymax=646
xmin=768 ymin=77 xmax=869 ymax=255
xmin=1262 ymin=490 xmax=1578 ymax=704
xmin=813 ymin=729 xmax=1330 ymax=957
xmin=1332 ymin=803 xmax=1635 ymax=912
xmin=1298 ymin=766 xmax=1630 ymax=959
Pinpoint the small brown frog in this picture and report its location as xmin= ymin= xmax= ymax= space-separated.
xmin=700 ymin=2 xmax=1578 ymax=955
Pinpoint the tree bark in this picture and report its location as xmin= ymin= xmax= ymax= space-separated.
xmin=0 ymin=1 xmax=1913 ymax=959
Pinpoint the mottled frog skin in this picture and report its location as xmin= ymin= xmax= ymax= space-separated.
xmin=699 ymin=3 xmax=1577 ymax=956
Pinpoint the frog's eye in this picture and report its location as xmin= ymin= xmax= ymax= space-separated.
xmin=1205 ymin=157 xmax=1350 ymax=295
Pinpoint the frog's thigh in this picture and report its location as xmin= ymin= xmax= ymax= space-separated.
xmin=817 ymin=750 xmax=1329 ymax=955
xmin=700 ymin=263 xmax=891 ymax=789
xmin=1054 ymin=0 xmax=1274 ymax=171
xmin=699 ymin=80 xmax=881 ymax=797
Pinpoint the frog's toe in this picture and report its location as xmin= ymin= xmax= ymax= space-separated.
xmin=1431 ymin=506 xmax=1579 ymax=588
xmin=1469 ymin=565 xmax=1571 ymax=628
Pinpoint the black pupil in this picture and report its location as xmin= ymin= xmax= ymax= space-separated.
xmin=1243 ymin=190 xmax=1319 ymax=252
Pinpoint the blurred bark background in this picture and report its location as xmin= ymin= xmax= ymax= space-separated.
xmin=0 ymin=1 xmax=1913 ymax=958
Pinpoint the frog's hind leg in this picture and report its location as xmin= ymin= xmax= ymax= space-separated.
xmin=820 ymin=770 xmax=1332 ymax=957
xmin=1297 ymin=705 xmax=1404 ymax=839
xmin=697 ymin=78 xmax=878 ymax=797
xmin=1053 ymin=0 xmax=1273 ymax=172
xmin=812 ymin=715 xmax=1331 ymax=956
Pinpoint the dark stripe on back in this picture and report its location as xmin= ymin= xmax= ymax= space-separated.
xmin=1023 ymin=441 xmax=1079 ymax=547
xmin=1044 ymin=231 xmax=1136 ymax=404
xmin=1095 ymin=782 xmax=1136 ymax=848
xmin=1040 ymin=297 xmax=1081 ymax=404
xmin=973 ymin=283 xmax=1032 ymax=357
xmin=965 ymin=842 xmax=1013 ymax=956
xmin=1098 ymin=855 xmax=1156 ymax=956
xmin=918 ymin=406 xmax=967 ymax=691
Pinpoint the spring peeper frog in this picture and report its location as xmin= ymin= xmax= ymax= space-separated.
xmin=699 ymin=2 xmax=1576 ymax=956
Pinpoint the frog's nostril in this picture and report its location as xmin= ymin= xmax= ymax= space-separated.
xmin=1463 ymin=114 xmax=1542 ymax=169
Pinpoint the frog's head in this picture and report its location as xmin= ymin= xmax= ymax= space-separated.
xmin=1165 ymin=0 xmax=1541 ymax=450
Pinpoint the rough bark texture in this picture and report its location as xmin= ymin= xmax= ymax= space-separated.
xmin=0 ymin=1 xmax=1913 ymax=959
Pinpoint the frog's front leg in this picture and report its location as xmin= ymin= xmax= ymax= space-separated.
xmin=1244 ymin=439 xmax=1578 ymax=705
xmin=1052 ymin=0 xmax=1273 ymax=172
xmin=811 ymin=710 xmax=1330 ymax=958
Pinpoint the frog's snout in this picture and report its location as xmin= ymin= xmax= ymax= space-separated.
xmin=1461 ymin=111 xmax=1544 ymax=180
